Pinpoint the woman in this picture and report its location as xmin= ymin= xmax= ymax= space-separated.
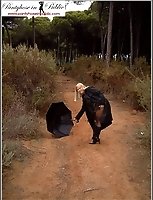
xmin=39 ymin=1 xmax=45 ymax=15
xmin=73 ymin=83 xmax=113 ymax=144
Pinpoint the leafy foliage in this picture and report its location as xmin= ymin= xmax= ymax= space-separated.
xmin=3 ymin=44 xmax=56 ymax=113
xmin=2 ymin=44 xmax=57 ymax=170
xmin=2 ymin=2 xmax=151 ymax=60
xmin=66 ymin=56 xmax=151 ymax=113
xmin=2 ymin=143 xmax=14 ymax=168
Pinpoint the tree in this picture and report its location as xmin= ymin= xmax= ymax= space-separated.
xmin=51 ymin=17 xmax=73 ymax=65
xmin=128 ymin=2 xmax=133 ymax=67
xmin=85 ymin=12 xmax=100 ymax=55
xmin=2 ymin=17 xmax=17 ymax=46
xmin=32 ymin=16 xmax=35 ymax=47
xmin=3 ymin=2 xmax=150 ymax=63
xmin=11 ymin=18 xmax=32 ymax=47
xmin=90 ymin=2 xmax=109 ymax=59
xmin=106 ymin=1 xmax=114 ymax=66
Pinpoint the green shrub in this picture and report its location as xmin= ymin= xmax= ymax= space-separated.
xmin=2 ymin=140 xmax=32 ymax=172
xmin=66 ymin=56 xmax=151 ymax=112
xmin=134 ymin=76 xmax=151 ymax=112
xmin=31 ymin=82 xmax=56 ymax=115
xmin=3 ymin=93 xmax=41 ymax=140
xmin=2 ymin=44 xmax=58 ymax=174
xmin=2 ymin=44 xmax=56 ymax=113
xmin=132 ymin=57 xmax=151 ymax=78
xmin=2 ymin=143 xmax=14 ymax=168
xmin=136 ymin=122 xmax=151 ymax=149
xmin=2 ymin=84 xmax=17 ymax=114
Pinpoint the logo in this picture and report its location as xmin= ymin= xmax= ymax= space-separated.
xmin=39 ymin=1 xmax=45 ymax=15
xmin=1 ymin=1 xmax=66 ymax=17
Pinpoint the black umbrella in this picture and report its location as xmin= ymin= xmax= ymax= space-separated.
xmin=46 ymin=102 xmax=74 ymax=137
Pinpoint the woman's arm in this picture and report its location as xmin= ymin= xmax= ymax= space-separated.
xmin=75 ymin=103 xmax=85 ymax=122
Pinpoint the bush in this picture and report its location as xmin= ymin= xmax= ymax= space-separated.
xmin=2 ymin=142 xmax=14 ymax=168
xmin=2 ymin=140 xmax=32 ymax=173
xmin=136 ymin=122 xmax=151 ymax=150
xmin=66 ymin=56 xmax=151 ymax=112
xmin=3 ymin=93 xmax=41 ymax=140
xmin=2 ymin=44 xmax=58 ymax=174
xmin=133 ymin=57 xmax=151 ymax=78
xmin=134 ymin=76 xmax=151 ymax=112
xmin=2 ymin=44 xmax=56 ymax=114
xmin=2 ymin=83 xmax=17 ymax=114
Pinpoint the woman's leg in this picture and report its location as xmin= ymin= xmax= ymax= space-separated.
xmin=89 ymin=121 xmax=112 ymax=144
xmin=101 ymin=121 xmax=112 ymax=130
xmin=89 ymin=120 xmax=101 ymax=143
xmin=95 ymin=106 xmax=104 ymax=127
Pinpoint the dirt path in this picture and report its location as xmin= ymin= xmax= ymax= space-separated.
xmin=3 ymin=75 xmax=150 ymax=200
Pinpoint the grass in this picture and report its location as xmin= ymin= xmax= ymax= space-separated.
xmin=2 ymin=44 xmax=57 ymax=169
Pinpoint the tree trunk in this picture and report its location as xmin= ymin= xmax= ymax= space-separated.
xmin=106 ymin=1 xmax=114 ymax=66
xmin=32 ymin=16 xmax=35 ymax=47
xmin=72 ymin=49 xmax=75 ymax=63
xmin=66 ymin=38 xmax=69 ymax=63
xmin=2 ymin=26 xmax=5 ymax=43
xmin=57 ymin=33 xmax=60 ymax=65
xmin=92 ymin=37 xmax=95 ymax=55
xmin=100 ymin=26 xmax=104 ymax=59
xmin=64 ymin=50 xmax=66 ymax=63
xmin=26 ymin=39 xmax=29 ymax=47
xmin=74 ymin=48 xmax=78 ymax=61
xmin=135 ymin=22 xmax=141 ymax=58
xmin=76 ymin=49 xmax=78 ymax=59
xmin=69 ymin=45 xmax=72 ymax=63
xmin=119 ymin=24 xmax=128 ymax=61
xmin=117 ymin=28 xmax=121 ymax=59
xmin=97 ymin=2 xmax=104 ymax=59
xmin=59 ymin=47 xmax=62 ymax=66
xmin=4 ymin=21 xmax=11 ymax=46
xmin=103 ymin=31 xmax=107 ymax=59
xmin=128 ymin=2 xmax=134 ymax=67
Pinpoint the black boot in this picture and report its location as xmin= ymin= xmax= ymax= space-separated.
xmin=89 ymin=137 xmax=100 ymax=144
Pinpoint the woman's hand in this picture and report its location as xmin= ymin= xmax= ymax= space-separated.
xmin=73 ymin=117 xmax=79 ymax=123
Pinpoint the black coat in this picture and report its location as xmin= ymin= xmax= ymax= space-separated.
xmin=75 ymin=87 xmax=113 ymax=124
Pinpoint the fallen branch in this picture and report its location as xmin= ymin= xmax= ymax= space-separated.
xmin=23 ymin=145 xmax=46 ymax=154
xmin=2 ymin=73 xmax=9 ymax=78
xmin=125 ymin=67 xmax=143 ymax=83
xmin=83 ymin=187 xmax=102 ymax=193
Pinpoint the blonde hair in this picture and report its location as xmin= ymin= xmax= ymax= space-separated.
xmin=74 ymin=83 xmax=88 ymax=101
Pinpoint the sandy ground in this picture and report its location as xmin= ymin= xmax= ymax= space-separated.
xmin=3 ymin=74 xmax=151 ymax=200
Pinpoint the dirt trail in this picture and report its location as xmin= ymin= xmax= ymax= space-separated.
xmin=3 ymin=75 xmax=150 ymax=200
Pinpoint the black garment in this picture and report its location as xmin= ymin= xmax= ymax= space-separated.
xmin=90 ymin=120 xmax=112 ymax=141
xmin=75 ymin=86 xmax=113 ymax=140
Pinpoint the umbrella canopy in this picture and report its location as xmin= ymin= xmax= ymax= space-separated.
xmin=46 ymin=102 xmax=74 ymax=137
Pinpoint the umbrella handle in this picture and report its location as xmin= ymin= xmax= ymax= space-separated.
xmin=72 ymin=118 xmax=79 ymax=126
xmin=72 ymin=118 xmax=79 ymax=123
